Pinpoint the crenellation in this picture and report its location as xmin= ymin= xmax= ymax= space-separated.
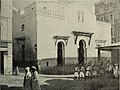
xmin=37 ymin=7 xmax=65 ymax=19
xmin=16 ymin=2 xmax=65 ymax=20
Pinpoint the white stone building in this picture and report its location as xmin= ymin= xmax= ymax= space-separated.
xmin=13 ymin=1 xmax=111 ymax=69
xmin=0 ymin=0 xmax=13 ymax=74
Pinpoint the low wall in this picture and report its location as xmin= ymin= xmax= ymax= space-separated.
xmin=38 ymin=57 xmax=111 ymax=71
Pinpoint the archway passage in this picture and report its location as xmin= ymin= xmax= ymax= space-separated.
xmin=57 ymin=42 xmax=65 ymax=65
xmin=78 ymin=40 xmax=86 ymax=65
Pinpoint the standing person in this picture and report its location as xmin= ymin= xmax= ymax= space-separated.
xmin=100 ymin=62 xmax=105 ymax=75
xmin=108 ymin=63 xmax=113 ymax=73
xmin=15 ymin=66 xmax=19 ymax=75
xmin=106 ymin=61 xmax=110 ymax=72
xmin=74 ymin=65 xmax=79 ymax=80
xmin=23 ymin=67 xmax=32 ymax=90
xmin=79 ymin=65 xmax=85 ymax=80
xmin=85 ymin=65 xmax=92 ymax=79
xmin=31 ymin=66 xmax=41 ymax=90
xmin=92 ymin=65 xmax=97 ymax=78
xmin=113 ymin=63 xmax=119 ymax=78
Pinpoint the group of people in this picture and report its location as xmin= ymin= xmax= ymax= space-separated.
xmin=74 ymin=61 xmax=119 ymax=80
xmin=106 ymin=61 xmax=119 ymax=78
xmin=23 ymin=66 xmax=41 ymax=90
xmin=74 ymin=64 xmax=93 ymax=80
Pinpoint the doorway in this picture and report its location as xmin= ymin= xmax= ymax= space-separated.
xmin=22 ymin=44 xmax=25 ymax=62
xmin=78 ymin=40 xmax=86 ymax=65
xmin=57 ymin=42 xmax=65 ymax=65
xmin=0 ymin=51 xmax=4 ymax=74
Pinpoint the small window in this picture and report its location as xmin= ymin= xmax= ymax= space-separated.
xmin=46 ymin=61 xmax=49 ymax=67
xmin=110 ymin=14 xmax=114 ymax=23
xmin=44 ymin=7 xmax=46 ymax=9
xmin=21 ymin=24 xmax=24 ymax=31
xmin=111 ymin=27 xmax=114 ymax=37
xmin=78 ymin=11 xmax=84 ymax=22
xmin=109 ymin=2 xmax=112 ymax=9
xmin=100 ymin=5 xmax=103 ymax=13
xmin=100 ymin=16 xmax=104 ymax=22
xmin=114 ymin=29 xmax=117 ymax=37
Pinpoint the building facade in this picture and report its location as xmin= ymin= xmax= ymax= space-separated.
xmin=13 ymin=1 xmax=111 ymax=70
xmin=95 ymin=0 xmax=120 ymax=43
xmin=0 ymin=0 xmax=13 ymax=74
xmin=94 ymin=0 xmax=120 ymax=64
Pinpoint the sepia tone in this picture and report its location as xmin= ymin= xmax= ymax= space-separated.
xmin=0 ymin=0 xmax=120 ymax=90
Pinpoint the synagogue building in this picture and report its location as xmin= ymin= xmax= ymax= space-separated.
xmin=13 ymin=1 xmax=111 ymax=70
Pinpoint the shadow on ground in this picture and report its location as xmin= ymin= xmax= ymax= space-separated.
xmin=0 ymin=85 xmax=23 ymax=90
xmin=41 ymin=74 xmax=119 ymax=90
xmin=0 ymin=73 xmax=119 ymax=90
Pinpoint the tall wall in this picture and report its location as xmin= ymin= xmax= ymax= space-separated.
xmin=13 ymin=1 xmax=111 ymax=68
xmin=36 ymin=2 xmax=111 ymax=60
xmin=1 ymin=0 xmax=12 ymax=41
xmin=1 ymin=0 xmax=12 ymax=74
xmin=13 ymin=3 xmax=37 ymax=66
xmin=111 ymin=49 xmax=120 ymax=64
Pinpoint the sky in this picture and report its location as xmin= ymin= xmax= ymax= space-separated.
xmin=12 ymin=0 xmax=101 ymax=10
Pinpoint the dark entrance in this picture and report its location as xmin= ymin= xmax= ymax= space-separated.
xmin=78 ymin=40 xmax=86 ymax=65
xmin=0 ymin=51 xmax=4 ymax=74
xmin=22 ymin=44 xmax=25 ymax=62
xmin=57 ymin=42 xmax=65 ymax=65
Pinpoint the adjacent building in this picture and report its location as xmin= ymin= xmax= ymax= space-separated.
xmin=13 ymin=1 xmax=111 ymax=70
xmin=95 ymin=0 xmax=120 ymax=64
xmin=95 ymin=0 xmax=120 ymax=43
xmin=0 ymin=0 xmax=13 ymax=74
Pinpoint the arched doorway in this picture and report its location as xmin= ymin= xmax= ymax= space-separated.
xmin=78 ymin=40 xmax=86 ymax=65
xmin=57 ymin=42 xmax=65 ymax=65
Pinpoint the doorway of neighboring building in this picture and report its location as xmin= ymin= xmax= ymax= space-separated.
xmin=78 ymin=40 xmax=86 ymax=65
xmin=0 ymin=51 xmax=4 ymax=74
xmin=57 ymin=42 xmax=65 ymax=65
xmin=22 ymin=44 xmax=25 ymax=62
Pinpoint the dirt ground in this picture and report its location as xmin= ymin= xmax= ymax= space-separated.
xmin=0 ymin=73 xmax=119 ymax=90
